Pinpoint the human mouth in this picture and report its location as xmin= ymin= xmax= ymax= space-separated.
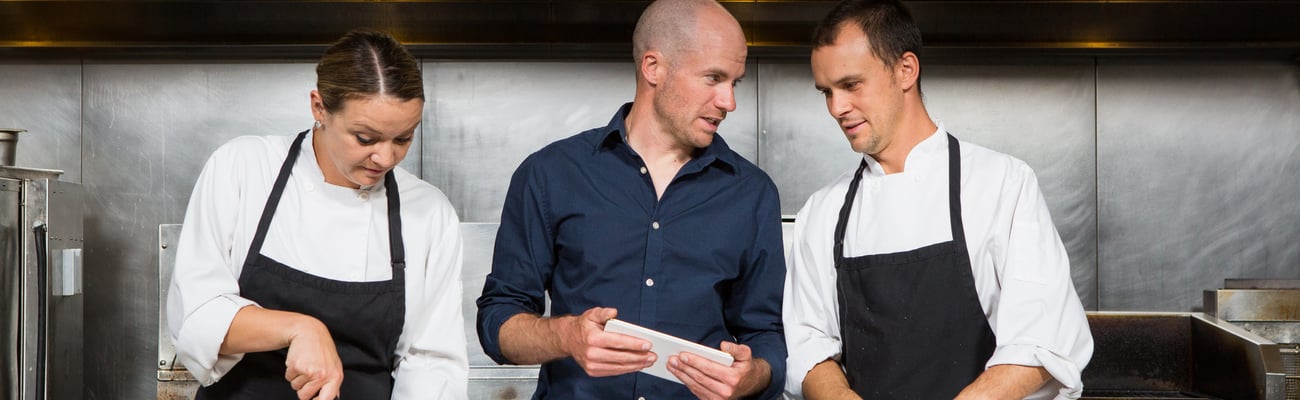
xmin=842 ymin=120 xmax=865 ymax=134
xmin=702 ymin=116 xmax=723 ymax=129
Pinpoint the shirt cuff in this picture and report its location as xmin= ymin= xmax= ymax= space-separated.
xmin=783 ymin=335 xmax=841 ymax=399
xmin=742 ymin=334 xmax=787 ymax=400
xmin=391 ymin=355 xmax=469 ymax=400
xmin=175 ymin=294 xmax=257 ymax=386
xmin=985 ymin=343 xmax=1084 ymax=399
xmin=476 ymin=304 xmax=532 ymax=365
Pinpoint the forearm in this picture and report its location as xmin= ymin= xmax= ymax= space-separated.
xmin=955 ymin=364 xmax=1051 ymax=400
xmin=802 ymin=359 xmax=861 ymax=400
xmin=219 ymin=305 xmax=322 ymax=355
xmin=498 ymin=313 xmax=574 ymax=365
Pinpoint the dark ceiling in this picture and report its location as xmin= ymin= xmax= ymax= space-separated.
xmin=2 ymin=1 xmax=1299 ymax=60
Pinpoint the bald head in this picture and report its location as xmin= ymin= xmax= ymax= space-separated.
xmin=632 ymin=0 xmax=744 ymax=66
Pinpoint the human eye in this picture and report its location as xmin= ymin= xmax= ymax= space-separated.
xmin=354 ymin=133 xmax=377 ymax=145
xmin=394 ymin=135 xmax=414 ymax=145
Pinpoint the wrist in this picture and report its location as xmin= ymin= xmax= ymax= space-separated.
xmin=285 ymin=313 xmax=323 ymax=347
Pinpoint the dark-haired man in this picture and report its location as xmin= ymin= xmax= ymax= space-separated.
xmin=782 ymin=1 xmax=1092 ymax=399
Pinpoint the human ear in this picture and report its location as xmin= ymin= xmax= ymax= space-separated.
xmin=895 ymin=51 xmax=920 ymax=91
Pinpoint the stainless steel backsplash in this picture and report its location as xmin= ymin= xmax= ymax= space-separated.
xmin=2 ymin=56 xmax=1297 ymax=399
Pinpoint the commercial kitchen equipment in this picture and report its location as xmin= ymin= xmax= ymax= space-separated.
xmin=1206 ymin=279 xmax=1300 ymax=399
xmin=0 ymin=165 xmax=85 ymax=400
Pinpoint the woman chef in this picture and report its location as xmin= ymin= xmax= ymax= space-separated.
xmin=166 ymin=30 xmax=468 ymax=399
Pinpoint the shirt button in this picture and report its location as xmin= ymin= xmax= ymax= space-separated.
xmin=645 ymin=278 xmax=654 ymax=287
xmin=651 ymin=221 xmax=660 ymax=230
xmin=359 ymin=192 xmax=370 ymax=200
xmin=639 ymin=166 xmax=648 ymax=175
xmin=638 ymin=397 xmax=646 ymax=400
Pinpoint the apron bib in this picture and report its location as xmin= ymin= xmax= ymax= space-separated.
xmin=833 ymin=134 xmax=996 ymax=399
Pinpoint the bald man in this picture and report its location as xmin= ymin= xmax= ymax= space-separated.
xmin=475 ymin=0 xmax=787 ymax=399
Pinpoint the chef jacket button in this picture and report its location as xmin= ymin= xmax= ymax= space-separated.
xmin=305 ymin=183 xmax=315 ymax=191
xmin=359 ymin=192 xmax=370 ymax=200
xmin=651 ymin=221 xmax=660 ymax=230
xmin=645 ymin=278 xmax=654 ymax=287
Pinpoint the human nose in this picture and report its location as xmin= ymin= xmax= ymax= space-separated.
xmin=827 ymin=91 xmax=850 ymax=118
xmin=369 ymin=143 xmax=397 ymax=168
xmin=716 ymin=85 xmax=737 ymax=112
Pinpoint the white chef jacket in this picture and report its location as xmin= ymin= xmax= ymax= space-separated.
xmin=166 ymin=130 xmax=469 ymax=399
xmin=782 ymin=124 xmax=1093 ymax=400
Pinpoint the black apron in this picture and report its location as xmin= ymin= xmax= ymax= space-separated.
xmin=833 ymin=134 xmax=996 ymax=399
xmin=197 ymin=130 xmax=407 ymax=399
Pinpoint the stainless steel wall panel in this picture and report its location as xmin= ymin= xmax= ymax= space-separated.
xmin=461 ymin=222 xmax=500 ymax=366
xmin=422 ymin=61 xmax=758 ymax=223
xmin=755 ymin=63 xmax=859 ymax=218
xmin=758 ymin=60 xmax=1100 ymax=308
xmin=0 ymin=63 xmax=83 ymax=183
xmin=1097 ymin=60 xmax=1300 ymax=311
xmin=924 ymin=60 xmax=1099 ymax=309
xmin=81 ymin=62 xmax=318 ymax=400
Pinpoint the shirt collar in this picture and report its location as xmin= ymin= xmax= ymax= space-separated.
xmin=595 ymin=102 xmax=738 ymax=172
xmin=862 ymin=121 xmax=946 ymax=176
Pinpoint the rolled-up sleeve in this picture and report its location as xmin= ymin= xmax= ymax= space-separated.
xmin=393 ymin=202 xmax=469 ymax=399
xmin=781 ymin=198 xmax=844 ymax=400
xmin=727 ymin=179 xmax=787 ymax=400
xmin=986 ymin=169 xmax=1093 ymax=399
xmin=167 ymin=141 xmax=260 ymax=386
xmin=475 ymin=155 xmax=555 ymax=365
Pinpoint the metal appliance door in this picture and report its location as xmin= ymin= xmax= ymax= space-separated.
xmin=1 ymin=178 xmax=21 ymax=400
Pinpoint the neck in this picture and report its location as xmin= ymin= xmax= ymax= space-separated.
xmin=624 ymin=101 xmax=695 ymax=165
xmin=871 ymin=99 xmax=937 ymax=174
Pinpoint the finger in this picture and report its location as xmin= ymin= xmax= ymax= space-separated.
xmin=720 ymin=341 xmax=753 ymax=362
xmin=668 ymin=355 xmax=723 ymax=400
xmin=677 ymin=352 xmax=741 ymax=396
xmin=594 ymin=331 xmax=652 ymax=352
xmin=315 ymin=377 xmax=341 ymax=400
xmin=583 ymin=307 xmax=618 ymax=324
xmin=290 ymin=374 xmax=310 ymax=391
xmin=585 ymin=346 xmax=656 ymax=367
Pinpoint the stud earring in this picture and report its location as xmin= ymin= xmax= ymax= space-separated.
xmin=313 ymin=120 xmax=323 ymax=130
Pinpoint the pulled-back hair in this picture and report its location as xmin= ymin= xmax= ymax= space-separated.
xmin=315 ymin=30 xmax=424 ymax=112
xmin=812 ymin=0 xmax=923 ymax=71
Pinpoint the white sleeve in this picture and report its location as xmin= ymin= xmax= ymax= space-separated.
xmin=391 ymin=201 xmax=469 ymax=400
xmin=782 ymin=200 xmax=843 ymax=399
xmin=984 ymin=168 xmax=1093 ymax=399
xmin=166 ymin=142 xmax=262 ymax=386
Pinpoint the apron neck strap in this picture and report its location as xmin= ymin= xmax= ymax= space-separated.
xmin=831 ymin=133 xmax=967 ymax=264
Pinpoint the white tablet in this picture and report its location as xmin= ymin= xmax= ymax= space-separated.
xmin=603 ymin=318 xmax=735 ymax=384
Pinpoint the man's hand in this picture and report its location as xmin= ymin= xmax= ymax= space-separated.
xmin=558 ymin=307 xmax=656 ymax=377
xmin=666 ymin=341 xmax=770 ymax=400
xmin=282 ymin=317 xmax=343 ymax=400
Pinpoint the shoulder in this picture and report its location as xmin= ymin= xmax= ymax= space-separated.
xmin=957 ymin=138 xmax=1038 ymax=186
xmin=211 ymin=134 xmax=293 ymax=160
xmin=391 ymin=168 xmax=460 ymax=225
xmin=802 ymin=165 xmax=858 ymax=214
xmin=513 ymin=128 xmax=605 ymax=180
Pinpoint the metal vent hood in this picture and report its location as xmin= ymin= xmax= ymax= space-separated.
xmin=2 ymin=1 xmax=1300 ymax=60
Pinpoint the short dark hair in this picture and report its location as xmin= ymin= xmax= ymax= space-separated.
xmin=812 ymin=0 xmax=923 ymax=70
xmin=315 ymin=30 xmax=424 ymax=112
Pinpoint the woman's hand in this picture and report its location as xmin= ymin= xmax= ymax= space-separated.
xmin=283 ymin=317 xmax=344 ymax=400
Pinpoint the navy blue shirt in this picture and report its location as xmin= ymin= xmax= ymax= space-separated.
xmin=477 ymin=103 xmax=787 ymax=399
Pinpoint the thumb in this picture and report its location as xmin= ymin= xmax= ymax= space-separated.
xmin=722 ymin=341 xmax=752 ymax=361
xmin=587 ymin=307 xmax=617 ymax=323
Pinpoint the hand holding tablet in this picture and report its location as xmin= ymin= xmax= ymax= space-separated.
xmin=603 ymin=318 xmax=735 ymax=384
